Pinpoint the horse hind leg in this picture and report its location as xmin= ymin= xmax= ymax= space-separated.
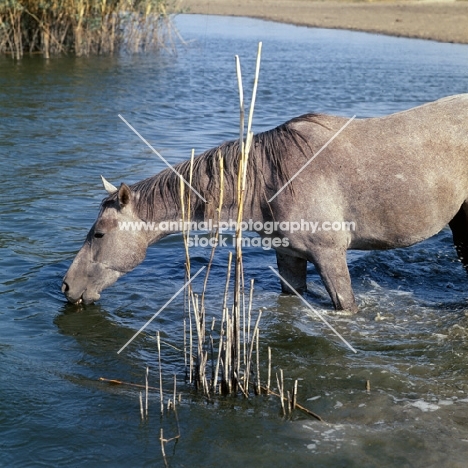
xmin=275 ymin=251 xmax=308 ymax=294
xmin=449 ymin=202 xmax=468 ymax=275
xmin=276 ymin=246 xmax=357 ymax=314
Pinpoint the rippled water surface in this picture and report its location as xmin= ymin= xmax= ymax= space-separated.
xmin=2 ymin=14 xmax=468 ymax=467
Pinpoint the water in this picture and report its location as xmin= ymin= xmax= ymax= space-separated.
xmin=1 ymin=14 xmax=468 ymax=466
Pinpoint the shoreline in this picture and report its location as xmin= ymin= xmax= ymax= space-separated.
xmin=174 ymin=0 xmax=468 ymax=44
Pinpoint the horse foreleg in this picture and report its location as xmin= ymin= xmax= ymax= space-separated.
xmin=275 ymin=251 xmax=308 ymax=294
xmin=449 ymin=203 xmax=468 ymax=275
xmin=309 ymin=247 xmax=358 ymax=314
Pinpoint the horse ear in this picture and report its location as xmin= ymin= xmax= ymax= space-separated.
xmin=101 ymin=175 xmax=117 ymax=195
xmin=118 ymin=183 xmax=132 ymax=208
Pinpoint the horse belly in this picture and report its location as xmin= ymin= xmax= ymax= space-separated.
xmin=347 ymin=178 xmax=466 ymax=250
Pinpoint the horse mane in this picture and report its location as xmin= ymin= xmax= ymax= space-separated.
xmin=127 ymin=113 xmax=321 ymax=221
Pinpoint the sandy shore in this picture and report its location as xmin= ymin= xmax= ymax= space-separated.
xmin=173 ymin=0 xmax=468 ymax=44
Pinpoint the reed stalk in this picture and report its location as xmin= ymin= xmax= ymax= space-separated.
xmin=213 ymin=252 xmax=232 ymax=392
xmin=160 ymin=428 xmax=168 ymax=468
xmin=233 ymin=54 xmax=245 ymax=390
xmin=245 ymin=310 xmax=262 ymax=391
xmin=139 ymin=391 xmax=144 ymax=420
xmin=201 ymin=150 xmax=224 ymax=303
xmin=292 ymin=379 xmax=298 ymax=410
xmin=181 ymin=154 xmax=195 ymax=386
xmin=244 ymin=278 xmax=254 ymax=366
xmin=157 ymin=331 xmax=164 ymax=416
xmin=277 ymin=369 xmax=285 ymax=416
xmin=255 ymin=326 xmax=260 ymax=395
xmin=145 ymin=366 xmax=149 ymax=418
xmin=267 ymin=346 xmax=271 ymax=394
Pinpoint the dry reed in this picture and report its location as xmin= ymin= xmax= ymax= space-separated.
xmin=179 ymin=44 xmax=265 ymax=398
xmin=0 ymin=0 xmax=170 ymax=59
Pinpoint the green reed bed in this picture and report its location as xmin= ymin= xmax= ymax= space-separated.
xmin=0 ymin=0 xmax=170 ymax=59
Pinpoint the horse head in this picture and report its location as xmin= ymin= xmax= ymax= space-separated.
xmin=61 ymin=177 xmax=149 ymax=304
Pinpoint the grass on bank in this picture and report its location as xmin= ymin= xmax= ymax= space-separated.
xmin=0 ymin=0 xmax=170 ymax=59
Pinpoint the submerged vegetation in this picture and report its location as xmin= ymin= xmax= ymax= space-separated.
xmin=0 ymin=0 xmax=170 ymax=59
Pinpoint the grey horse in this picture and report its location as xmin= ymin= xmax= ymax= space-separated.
xmin=62 ymin=94 xmax=468 ymax=313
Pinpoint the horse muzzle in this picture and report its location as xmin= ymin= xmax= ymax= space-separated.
xmin=61 ymin=280 xmax=100 ymax=305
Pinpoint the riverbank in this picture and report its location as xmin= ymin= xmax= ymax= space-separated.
xmin=174 ymin=0 xmax=468 ymax=44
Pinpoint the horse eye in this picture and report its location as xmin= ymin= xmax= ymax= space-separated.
xmin=94 ymin=232 xmax=105 ymax=239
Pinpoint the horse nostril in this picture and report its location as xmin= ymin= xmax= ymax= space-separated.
xmin=62 ymin=281 xmax=70 ymax=294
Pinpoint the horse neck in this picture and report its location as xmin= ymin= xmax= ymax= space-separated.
xmin=139 ymin=143 xmax=266 ymax=243
xmin=142 ymin=183 xmax=262 ymax=244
